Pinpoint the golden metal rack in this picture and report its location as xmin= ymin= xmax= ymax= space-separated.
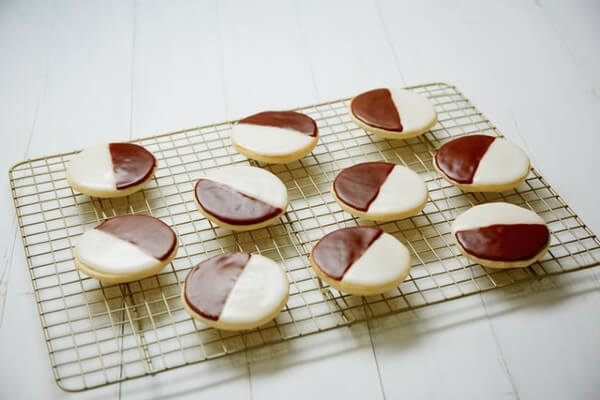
xmin=9 ymin=82 xmax=600 ymax=392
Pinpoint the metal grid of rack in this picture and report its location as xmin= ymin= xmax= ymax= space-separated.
xmin=9 ymin=82 xmax=600 ymax=392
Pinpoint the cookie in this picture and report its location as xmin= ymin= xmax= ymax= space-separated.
xmin=232 ymin=111 xmax=318 ymax=164
xmin=332 ymin=162 xmax=428 ymax=221
xmin=74 ymin=215 xmax=178 ymax=283
xmin=434 ymin=134 xmax=530 ymax=192
xmin=452 ymin=202 xmax=550 ymax=268
xmin=182 ymin=252 xmax=289 ymax=330
xmin=66 ymin=143 xmax=156 ymax=198
xmin=310 ymin=226 xmax=411 ymax=296
xmin=194 ymin=165 xmax=289 ymax=231
xmin=349 ymin=88 xmax=437 ymax=139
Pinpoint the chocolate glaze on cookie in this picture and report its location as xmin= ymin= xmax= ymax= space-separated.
xmin=239 ymin=111 xmax=317 ymax=137
xmin=184 ymin=253 xmax=250 ymax=320
xmin=195 ymin=179 xmax=283 ymax=225
xmin=434 ymin=135 xmax=495 ymax=184
xmin=333 ymin=162 xmax=395 ymax=211
xmin=351 ymin=89 xmax=403 ymax=132
xmin=109 ymin=143 xmax=156 ymax=189
xmin=455 ymin=224 xmax=549 ymax=262
xmin=312 ymin=226 xmax=382 ymax=280
xmin=96 ymin=215 xmax=177 ymax=261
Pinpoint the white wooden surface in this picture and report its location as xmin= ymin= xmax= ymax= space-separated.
xmin=1 ymin=0 xmax=600 ymax=399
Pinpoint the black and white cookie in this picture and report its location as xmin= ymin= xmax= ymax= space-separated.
xmin=182 ymin=252 xmax=289 ymax=330
xmin=194 ymin=165 xmax=289 ymax=231
xmin=434 ymin=134 xmax=530 ymax=192
xmin=332 ymin=162 xmax=428 ymax=221
xmin=66 ymin=143 xmax=156 ymax=198
xmin=310 ymin=226 xmax=411 ymax=295
xmin=232 ymin=111 xmax=318 ymax=164
xmin=452 ymin=202 xmax=550 ymax=268
xmin=350 ymin=88 xmax=437 ymax=139
xmin=74 ymin=215 xmax=178 ymax=283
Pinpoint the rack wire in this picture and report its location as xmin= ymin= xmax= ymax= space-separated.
xmin=9 ymin=82 xmax=600 ymax=392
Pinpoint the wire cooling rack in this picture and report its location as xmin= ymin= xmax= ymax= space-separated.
xmin=9 ymin=82 xmax=600 ymax=391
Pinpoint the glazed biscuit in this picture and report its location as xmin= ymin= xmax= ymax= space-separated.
xmin=434 ymin=134 xmax=530 ymax=192
xmin=74 ymin=215 xmax=178 ymax=283
xmin=182 ymin=252 xmax=289 ymax=331
xmin=232 ymin=111 xmax=318 ymax=164
xmin=452 ymin=202 xmax=550 ymax=269
xmin=332 ymin=162 xmax=428 ymax=222
xmin=194 ymin=165 xmax=289 ymax=231
xmin=66 ymin=143 xmax=156 ymax=198
xmin=310 ymin=226 xmax=411 ymax=296
xmin=349 ymin=88 xmax=437 ymax=139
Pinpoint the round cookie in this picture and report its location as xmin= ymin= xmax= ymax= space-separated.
xmin=66 ymin=143 xmax=156 ymax=198
xmin=349 ymin=88 xmax=437 ymax=139
xmin=332 ymin=162 xmax=428 ymax=221
xmin=232 ymin=111 xmax=318 ymax=164
xmin=434 ymin=134 xmax=530 ymax=192
xmin=182 ymin=252 xmax=289 ymax=331
xmin=194 ymin=165 xmax=289 ymax=231
xmin=452 ymin=202 xmax=550 ymax=269
xmin=74 ymin=215 xmax=178 ymax=283
xmin=310 ymin=226 xmax=411 ymax=296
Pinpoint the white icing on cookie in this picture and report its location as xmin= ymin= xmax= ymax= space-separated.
xmin=77 ymin=229 xmax=158 ymax=274
xmin=202 ymin=165 xmax=288 ymax=209
xmin=389 ymin=88 xmax=437 ymax=134
xmin=452 ymin=202 xmax=545 ymax=234
xmin=66 ymin=144 xmax=115 ymax=192
xmin=343 ymin=232 xmax=410 ymax=287
xmin=219 ymin=254 xmax=289 ymax=325
xmin=368 ymin=165 xmax=428 ymax=215
xmin=232 ymin=123 xmax=316 ymax=156
xmin=473 ymin=139 xmax=530 ymax=185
